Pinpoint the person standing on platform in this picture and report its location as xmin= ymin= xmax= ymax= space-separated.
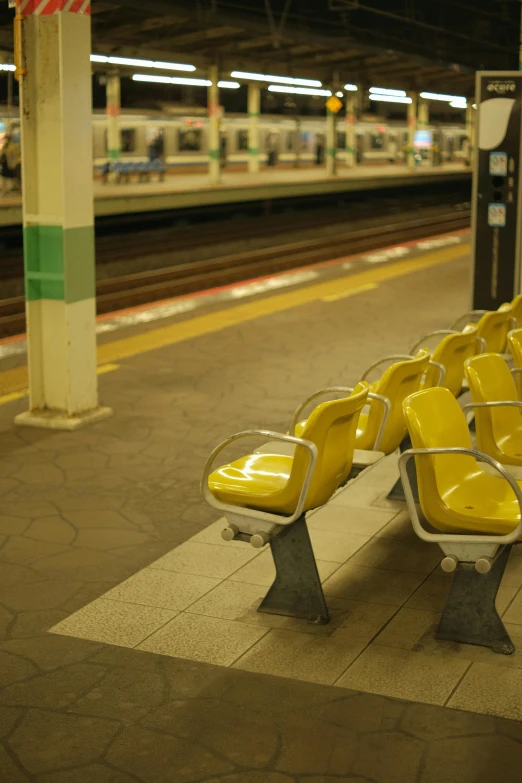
xmin=388 ymin=136 xmax=398 ymax=163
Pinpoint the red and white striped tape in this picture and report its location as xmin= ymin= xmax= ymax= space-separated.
xmin=17 ymin=0 xmax=91 ymax=14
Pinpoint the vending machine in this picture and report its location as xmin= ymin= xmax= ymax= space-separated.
xmin=471 ymin=71 xmax=522 ymax=309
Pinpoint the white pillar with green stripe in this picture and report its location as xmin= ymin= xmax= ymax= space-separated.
xmin=15 ymin=1 xmax=111 ymax=429
xmin=407 ymin=91 xmax=418 ymax=168
xmin=247 ymin=82 xmax=260 ymax=174
xmin=326 ymin=107 xmax=336 ymax=176
xmin=465 ymin=102 xmax=475 ymax=167
xmin=208 ymin=65 xmax=221 ymax=185
xmin=345 ymin=94 xmax=356 ymax=168
xmin=106 ymin=71 xmax=121 ymax=162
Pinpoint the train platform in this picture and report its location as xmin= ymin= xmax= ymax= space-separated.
xmin=0 ymin=162 xmax=471 ymax=225
xmin=1 ymin=229 xmax=522 ymax=782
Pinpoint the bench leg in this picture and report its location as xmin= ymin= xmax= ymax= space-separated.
xmin=387 ymin=435 xmax=419 ymax=502
xmin=436 ymin=545 xmax=514 ymax=654
xmin=258 ymin=515 xmax=329 ymax=625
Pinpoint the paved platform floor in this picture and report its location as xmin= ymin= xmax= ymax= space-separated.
xmin=1 ymin=235 xmax=522 ymax=781
xmin=0 ymin=162 xmax=470 ymax=225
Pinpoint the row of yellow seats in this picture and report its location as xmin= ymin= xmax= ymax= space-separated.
xmin=204 ymin=322 xmax=484 ymax=525
xmin=403 ymin=328 xmax=522 ymax=540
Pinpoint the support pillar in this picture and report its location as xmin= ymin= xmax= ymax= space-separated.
xmin=466 ymin=102 xmax=475 ymax=167
xmin=418 ymin=99 xmax=429 ymax=130
xmin=407 ymin=92 xmax=418 ymax=168
xmin=345 ymin=94 xmax=356 ymax=168
xmin=208 ymin=64 xmax=221 ymax=185
xmin=326 ymin=108 xmax=336 ymax=176
xmin=106 ymin=71 xmax=120 ymax=162
xmin=247 ymin=82 xmax=260 ymax=174
xmin=15 ymin=0 xmax=111 ymax=430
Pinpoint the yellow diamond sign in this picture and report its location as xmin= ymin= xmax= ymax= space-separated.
xmin=326 ymin=95 xmax=343 ymax=113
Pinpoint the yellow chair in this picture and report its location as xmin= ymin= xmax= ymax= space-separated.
xmin=356 ymin=349 xmax=433 ymax=454
xmin=452 ymin=303 xmax=515 ymax=354
xmin=400 ymin=386 xmax=522 ymax=653
xmin=464 ymin=353 xmax=522 ymax=468
xmin=201 ymin=383 xmax=370 ymax=624
xmin=507 ymin=328 xmax=522 ymax=397
xmin=410 ymin=324 xmax=481 ymax=396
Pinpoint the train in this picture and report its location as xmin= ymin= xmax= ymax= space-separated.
xmin=0 ymin=109 xmax=468 ymax=168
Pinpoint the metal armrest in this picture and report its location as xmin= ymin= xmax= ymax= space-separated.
xmin=428 ymin=359 xmax=446 ymax=387
xmin=201 ymin=429 xmax=318 ymax=527
xmin=410 ymin=330 xmax=459 ymax=353
xmin=511 ymin=368 xmax=522 ymax=376
xmin=475 ymin=336 xmax=487 ymax=353
xmin=289 ymin=386 xmax=391 ymax=451
xmin=450 ymin=310 xmax=489 ymax=329
xmin=463 ymin=400 xmax=522 ymax=413
xmin=360 ymin=354 xmax=415 ymax=381
xmin=399 ymin=447 xmax=522 ymax=545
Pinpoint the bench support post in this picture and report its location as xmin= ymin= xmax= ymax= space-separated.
xmin=258 ymin=515 xmax=329 ymax=625
xmin=387 ymin=435 xmax=419 ymax=502
xmin=436 ymin=545 xmax=514 ymax=654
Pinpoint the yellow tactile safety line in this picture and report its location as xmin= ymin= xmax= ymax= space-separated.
xmin=0 ymin=243 xmax=469 ymax=403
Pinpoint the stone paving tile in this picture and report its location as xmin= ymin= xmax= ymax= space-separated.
xmin=308 ymin=504 xmax=399 ymax=537
xmin=149 ymin=540 xmax=260 ymax=579
xmin=51 ymin=599 xmax=178 ymax=648
xmin=138 ymin=612 xmax=269 ymax=666
xmin=102 ymin=567 xmax=221 ymax=611
xmin=322 ymin=561 xmax=427 ymax=605
xmin=233 ymin=627 xmax=371 ymax=685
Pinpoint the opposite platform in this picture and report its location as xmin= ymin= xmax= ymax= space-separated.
xmin=0 ymin=162 xmax=471 ymax=225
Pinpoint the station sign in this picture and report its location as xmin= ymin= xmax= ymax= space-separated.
xmin=471 ymin=71 xmax=522 ymax=309
xmin=325 ymin=95 xmax=343 ymax=114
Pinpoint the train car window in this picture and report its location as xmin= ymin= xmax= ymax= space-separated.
xmin=337 ymin=131 xmax=346 ymax=149
xmin=237 ymin=130 xmax=248 ymax=151
xmin=179 ymin=127 xmax=202 ymax=151
xmin=121 ymin=129 xmax=136 ymax=153
xmin=300 ymin=132 xmax=310 ymax=151
xmin=370 ymin=132 xmax=384 ymax=149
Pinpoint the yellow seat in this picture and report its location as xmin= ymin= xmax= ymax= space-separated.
xmin=476 ymin=304 xmax=514 ymax=353
xmin=355 ymin=349 xmax=431 ymax=453
xmin=207 ymin=383 xmax=369 ymax=516
xmin=414 ymin=324 xmax=479 ymax=396
xmin=507 ymin=328 xmax=522 ymax=397
xmin=464 ymin=353 xmax=522 ymax=467
xmin=292 ymin=351 xmax=430 ymax=456
xmin=403 ymin=386 xmax=522 ymax=535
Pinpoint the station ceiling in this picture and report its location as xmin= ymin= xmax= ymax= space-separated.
xmin=0 ymin=0 xmax=519 ymax=97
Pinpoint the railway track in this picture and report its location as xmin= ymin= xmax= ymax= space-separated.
xmin=0 ymin=209 xmax=470 ymax=338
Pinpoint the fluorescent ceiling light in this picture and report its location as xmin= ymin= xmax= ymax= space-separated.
xmin=449 ymin=100 xmax=467 ymax=108
xmin=231 ymin=70 xmax=321 ymax=87
xmin=369 ymin=94 xmax=412 ymax=104
xmin=218 ymin=80 xmax=240 ymax=89
xmin=370 ymin=87 xmax=406 ymax=97
xmin=132 ymin=74 xmax=211 ymax=87
xmin=91 ymin=55 xmax=195 ymax=72
xmin=335 ymin=91 xmax=343 ymax=97
xmin=420 ymin=91 xmax=465 ymax=102
xmin=268 ymin=85 xmax=332 ymax=97
xmin=344 ymin=83 xmax=358 ymax=91
xmin=0 ymin=63 xmax=15 ymax=71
